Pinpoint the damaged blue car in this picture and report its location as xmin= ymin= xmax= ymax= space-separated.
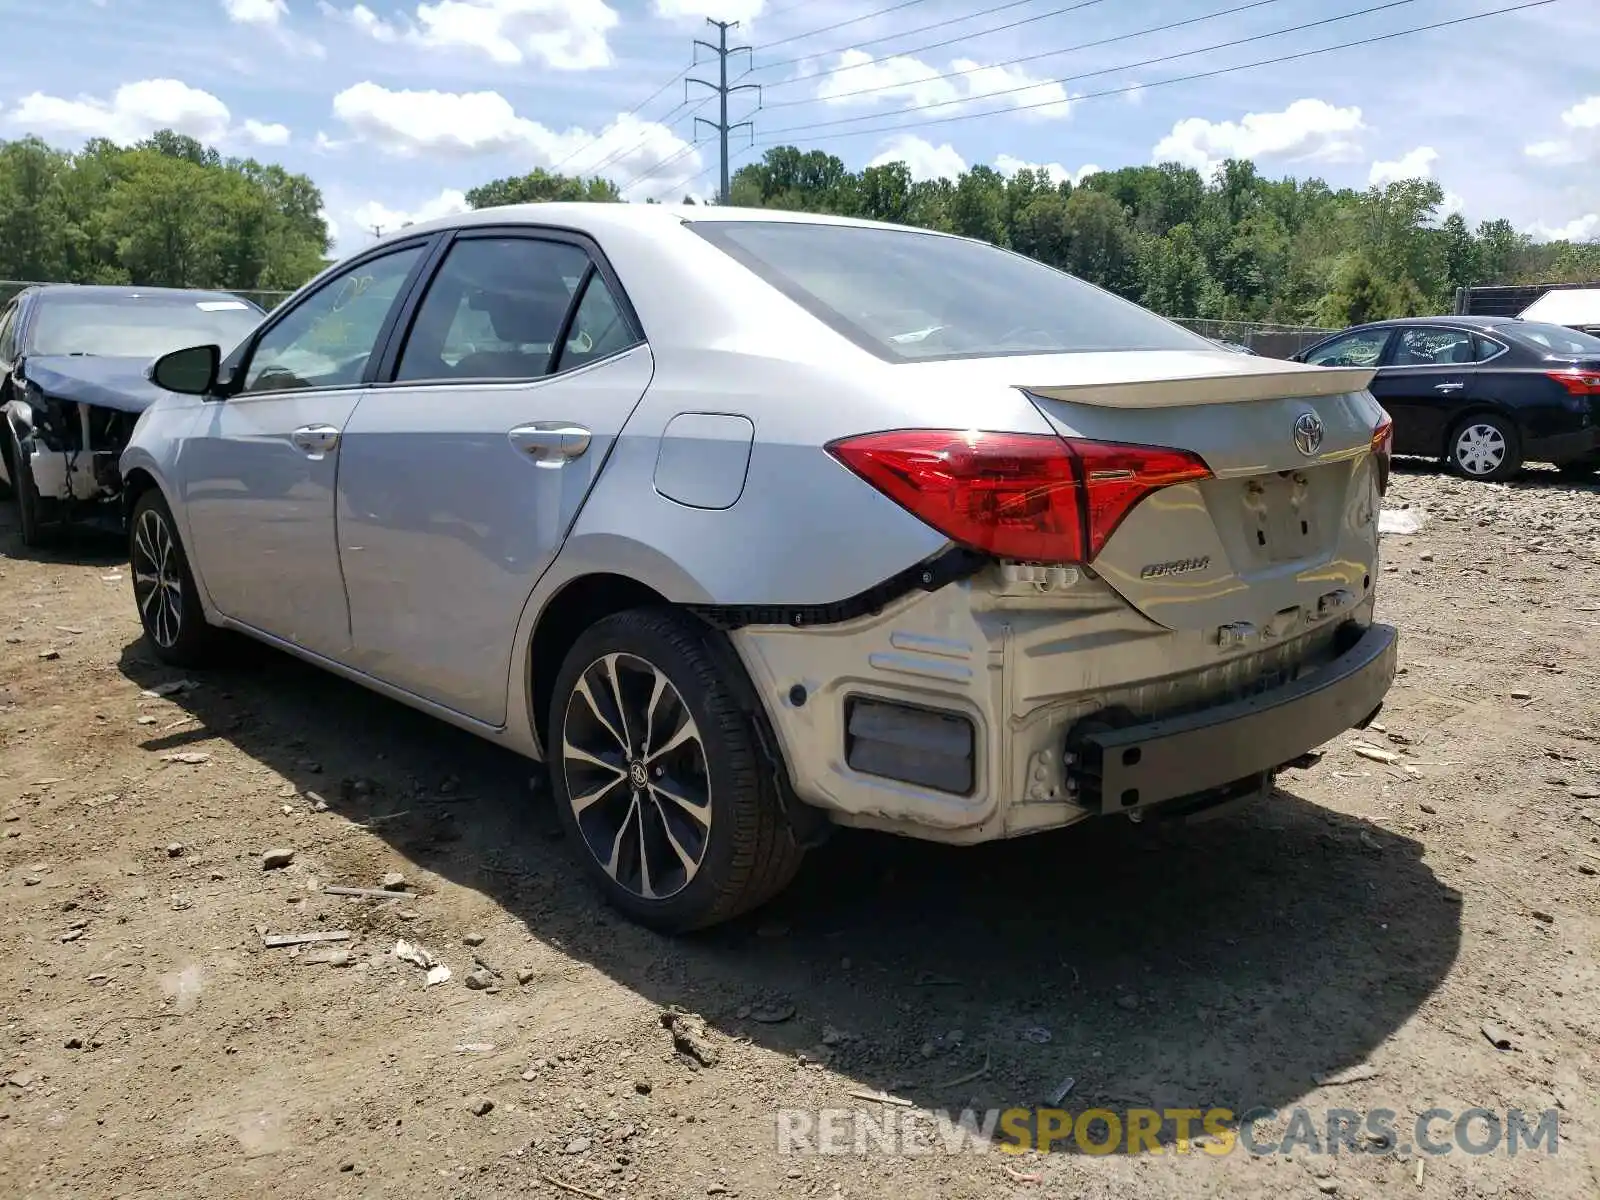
xmin=0 ymin=285 xmax=265 ymax=545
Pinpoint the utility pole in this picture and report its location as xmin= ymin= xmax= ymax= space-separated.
xmin=687 ymin=18 xmax=759 ymax=204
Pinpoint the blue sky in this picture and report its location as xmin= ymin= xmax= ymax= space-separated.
xmin=1 ymin=0 xmax=1595 ymax=256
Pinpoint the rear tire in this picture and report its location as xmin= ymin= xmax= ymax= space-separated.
xmin=546 ymin=607 xmax=805 ymax=933
xmin=129 ymin=488 xmax=217 ymax=667
xmin=1447 ymin=413 xmax=1520 ymax=482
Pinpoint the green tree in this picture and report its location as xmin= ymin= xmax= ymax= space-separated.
xmin=465 ymin=168 xmax=621 ymax=207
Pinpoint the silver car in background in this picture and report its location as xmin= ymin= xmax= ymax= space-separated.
xmin=122 ymin=204 xmax=1398 ymax=931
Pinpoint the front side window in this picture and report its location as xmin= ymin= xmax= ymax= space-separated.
xmin=688 ymin=219 xmax=1213 ymax=363
xmin=395 ymin=237 xmax=590 ymax=382
xmin=241 ymin=245 xmax=424 ymax=394
xmin=1305 ymin=329 xmax=1390 ymax=368
xmin=1391 ymin=327 xmax=1474 ymax=366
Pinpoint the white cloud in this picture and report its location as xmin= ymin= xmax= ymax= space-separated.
xmin=1524 ymin=94 xmax=1600 ymax=165
xmin=10 ymin=79 xmax=232 ymax=145
xmin=351 ymin=187 xmax=470 ymax=235
xmin=222 ymin=0 xmax=325 ymax=55
xmin=1368 ymin=145 xmax=1437 ymax=187
xmin=868 ymin=134 xmax=965 ymax=181
xmin=1528 ymin=213 xmax=1600 ymax=243
xmin=652 ymin=0 xmax=763 ymax=20
xmin=242 ymin=118 xmax=291 ymax=146
xmin=223 ymin=0 xmax=287 ymax=22
xmin=994 ymin=153 xmax=1099 ymax=187
xmin=327 ymin=82 xmax=703 ymax=199
xmin=321 ymin=0 xmax=618 ymax=70
xmin=816 ymin=52 xmax=1072 ymax=119
xmin=1152 ymin=98 xmax=1364 ymax=176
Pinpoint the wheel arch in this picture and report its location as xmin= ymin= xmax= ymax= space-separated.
xmin=527 ymin=572 xmax=673 ymax=754
xmin=1439 ymin=400 xmax=1518 ymax=458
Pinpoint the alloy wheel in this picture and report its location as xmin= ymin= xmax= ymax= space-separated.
xmin=1454 ymin=422 xmax=1507 ymax=477
xmin=560 ymin=652 xmax=712 ymax=901
xmin=132 ymin=508 xmax=184 ymax=649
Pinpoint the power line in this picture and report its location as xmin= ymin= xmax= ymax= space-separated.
xmin=619 ymin=140 xmax=703 ymax=194
xmin=745 ymin=0 xmax=1559 ymax=149
xmin=756 ymin=0 xmax=1430 ymax=136
xmin=546 ymin=61 xmax=694 ymax=174
xmin=755 ymin=0 xmax=1110 ymax=77
xmin=754 ymin=0 xmax=939 ymax=53
xmin=761 ymin=0 xmax=1293 ymax=107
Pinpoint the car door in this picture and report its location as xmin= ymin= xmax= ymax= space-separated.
xmin=335 ymin=227 xmax=652 ymax=725
xmin=179 ymin=239 xmax=434 ymax=657
xmin=1367 ymin=325 xmax=1478 ymax=456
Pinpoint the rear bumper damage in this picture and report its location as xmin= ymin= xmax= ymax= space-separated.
xmin=1069 ymin=621 xmax=1397 ymax=817
xmin=730 ymin=560 xmax=1394 ymax=845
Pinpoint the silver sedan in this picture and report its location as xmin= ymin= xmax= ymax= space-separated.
xmin=122 ymin=204 xmax=1397 ymax=931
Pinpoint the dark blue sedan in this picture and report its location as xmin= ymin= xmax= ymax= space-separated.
xmin=0 ymin=285 xmax=265 ymax=544
xmin=1294 ymin=315 xmax=1600 ymax=482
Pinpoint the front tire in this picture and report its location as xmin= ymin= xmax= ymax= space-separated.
xmin=7 ymin=427 xmax=50 ymax=548
xmin=1448 ymin=414 xmax=1521 ymax=482
xmin=129 ymin=488 xmax=216 ymax=667
xmin=547 ymin=608 xmax=805 ymax=933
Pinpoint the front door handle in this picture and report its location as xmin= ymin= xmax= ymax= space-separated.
xmin=508 ymin=423 xmax=591 ymax=463
xmin=291 ymin=424 xmax=340 ymax=455
xmin=1434 ymin=381 xmax=1465 ymax=393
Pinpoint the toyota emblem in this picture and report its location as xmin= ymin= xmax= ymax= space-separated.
xmin=1293 ymin=411 xmax=1324 ymax=457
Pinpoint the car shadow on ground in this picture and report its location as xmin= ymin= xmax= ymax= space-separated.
xmin=0 ymin=504 xmax=126 ymax=566
xmin=117 ymin=635 xmax=1462 ymax=1153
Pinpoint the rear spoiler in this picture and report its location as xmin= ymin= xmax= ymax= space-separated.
xmin=1024 ymin=363 xmax=1375 ymax=410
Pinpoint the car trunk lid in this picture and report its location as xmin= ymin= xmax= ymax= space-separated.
xmin=996 ymin=352 xmax=1384 ymax=639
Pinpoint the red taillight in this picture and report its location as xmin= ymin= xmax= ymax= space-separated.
xmin=1371 ymin=412 xmax=1394 ymax=495
xmin=825 ymin=429 xmax=1212 ymax=564
xmin=1547 ymin=369 xmax=1600 ymax=395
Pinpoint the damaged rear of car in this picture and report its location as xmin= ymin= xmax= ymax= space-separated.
xmin=0 ymin=285 xmax=264 ymax=546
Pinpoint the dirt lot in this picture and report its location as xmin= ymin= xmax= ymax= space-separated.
xmin=1 ymin=462 xmax=1597 ymax=1200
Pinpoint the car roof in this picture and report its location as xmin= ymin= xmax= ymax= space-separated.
xmin=1345 ymin=315 xmax=1525 ymax=333
xmin=372 ymin=201 xmax=961 ymax=249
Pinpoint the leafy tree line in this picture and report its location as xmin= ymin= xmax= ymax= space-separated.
xmin=471 ymin=149 xmax=1600 ymax=329
xmin=0 ymin=131 xmax=329 ymax=293
xmin=5 ymin=128 xmax=1596 ymax=329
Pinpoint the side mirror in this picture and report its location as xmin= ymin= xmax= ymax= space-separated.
xmin=149 ymin=344 xmax=221 ymax=396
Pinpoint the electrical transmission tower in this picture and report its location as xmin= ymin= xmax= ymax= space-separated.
xmin=688 ymin=17 xmax=759 ymax=204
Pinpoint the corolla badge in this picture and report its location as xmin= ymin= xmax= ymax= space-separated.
xmin=1293 ymin=411 xmax=1324 ymax=456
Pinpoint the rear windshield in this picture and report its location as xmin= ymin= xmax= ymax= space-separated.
xmin=30 ymin=295 xmax=263 ymax=358
xmin=687 ymin=219 xmax=1213 ymax=363
xmin=1509 ymin=321 xmax=1600 ymax=356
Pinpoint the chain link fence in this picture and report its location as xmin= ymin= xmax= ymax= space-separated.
xmin=4 ymin=280 xmax=1335 ymax=357
xmin=0 ymin=280 xmax=294 ymax=310
xmin=1172 ymin=317 xmax=1334 ymax=359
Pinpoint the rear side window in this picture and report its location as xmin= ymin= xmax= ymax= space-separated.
xmin=688 ymin=219 xmax=1212 ymax=363
xmin=395 ymin=237 xmax=592 ymax=382
xmin=1391 ymin=328 xmax=1473 ymax=365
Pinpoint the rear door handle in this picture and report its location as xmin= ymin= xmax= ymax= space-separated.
xmin=291 ymin=424 xmax=340 ymax=455
xmin=1434 ymin=381 xmax=1465 ymax=392
xmin=509 ymin=423 xmax=591 ymax=463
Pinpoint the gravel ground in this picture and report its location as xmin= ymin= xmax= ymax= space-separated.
xmin=1 ymin=461 xmax=1597 ymax=1200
